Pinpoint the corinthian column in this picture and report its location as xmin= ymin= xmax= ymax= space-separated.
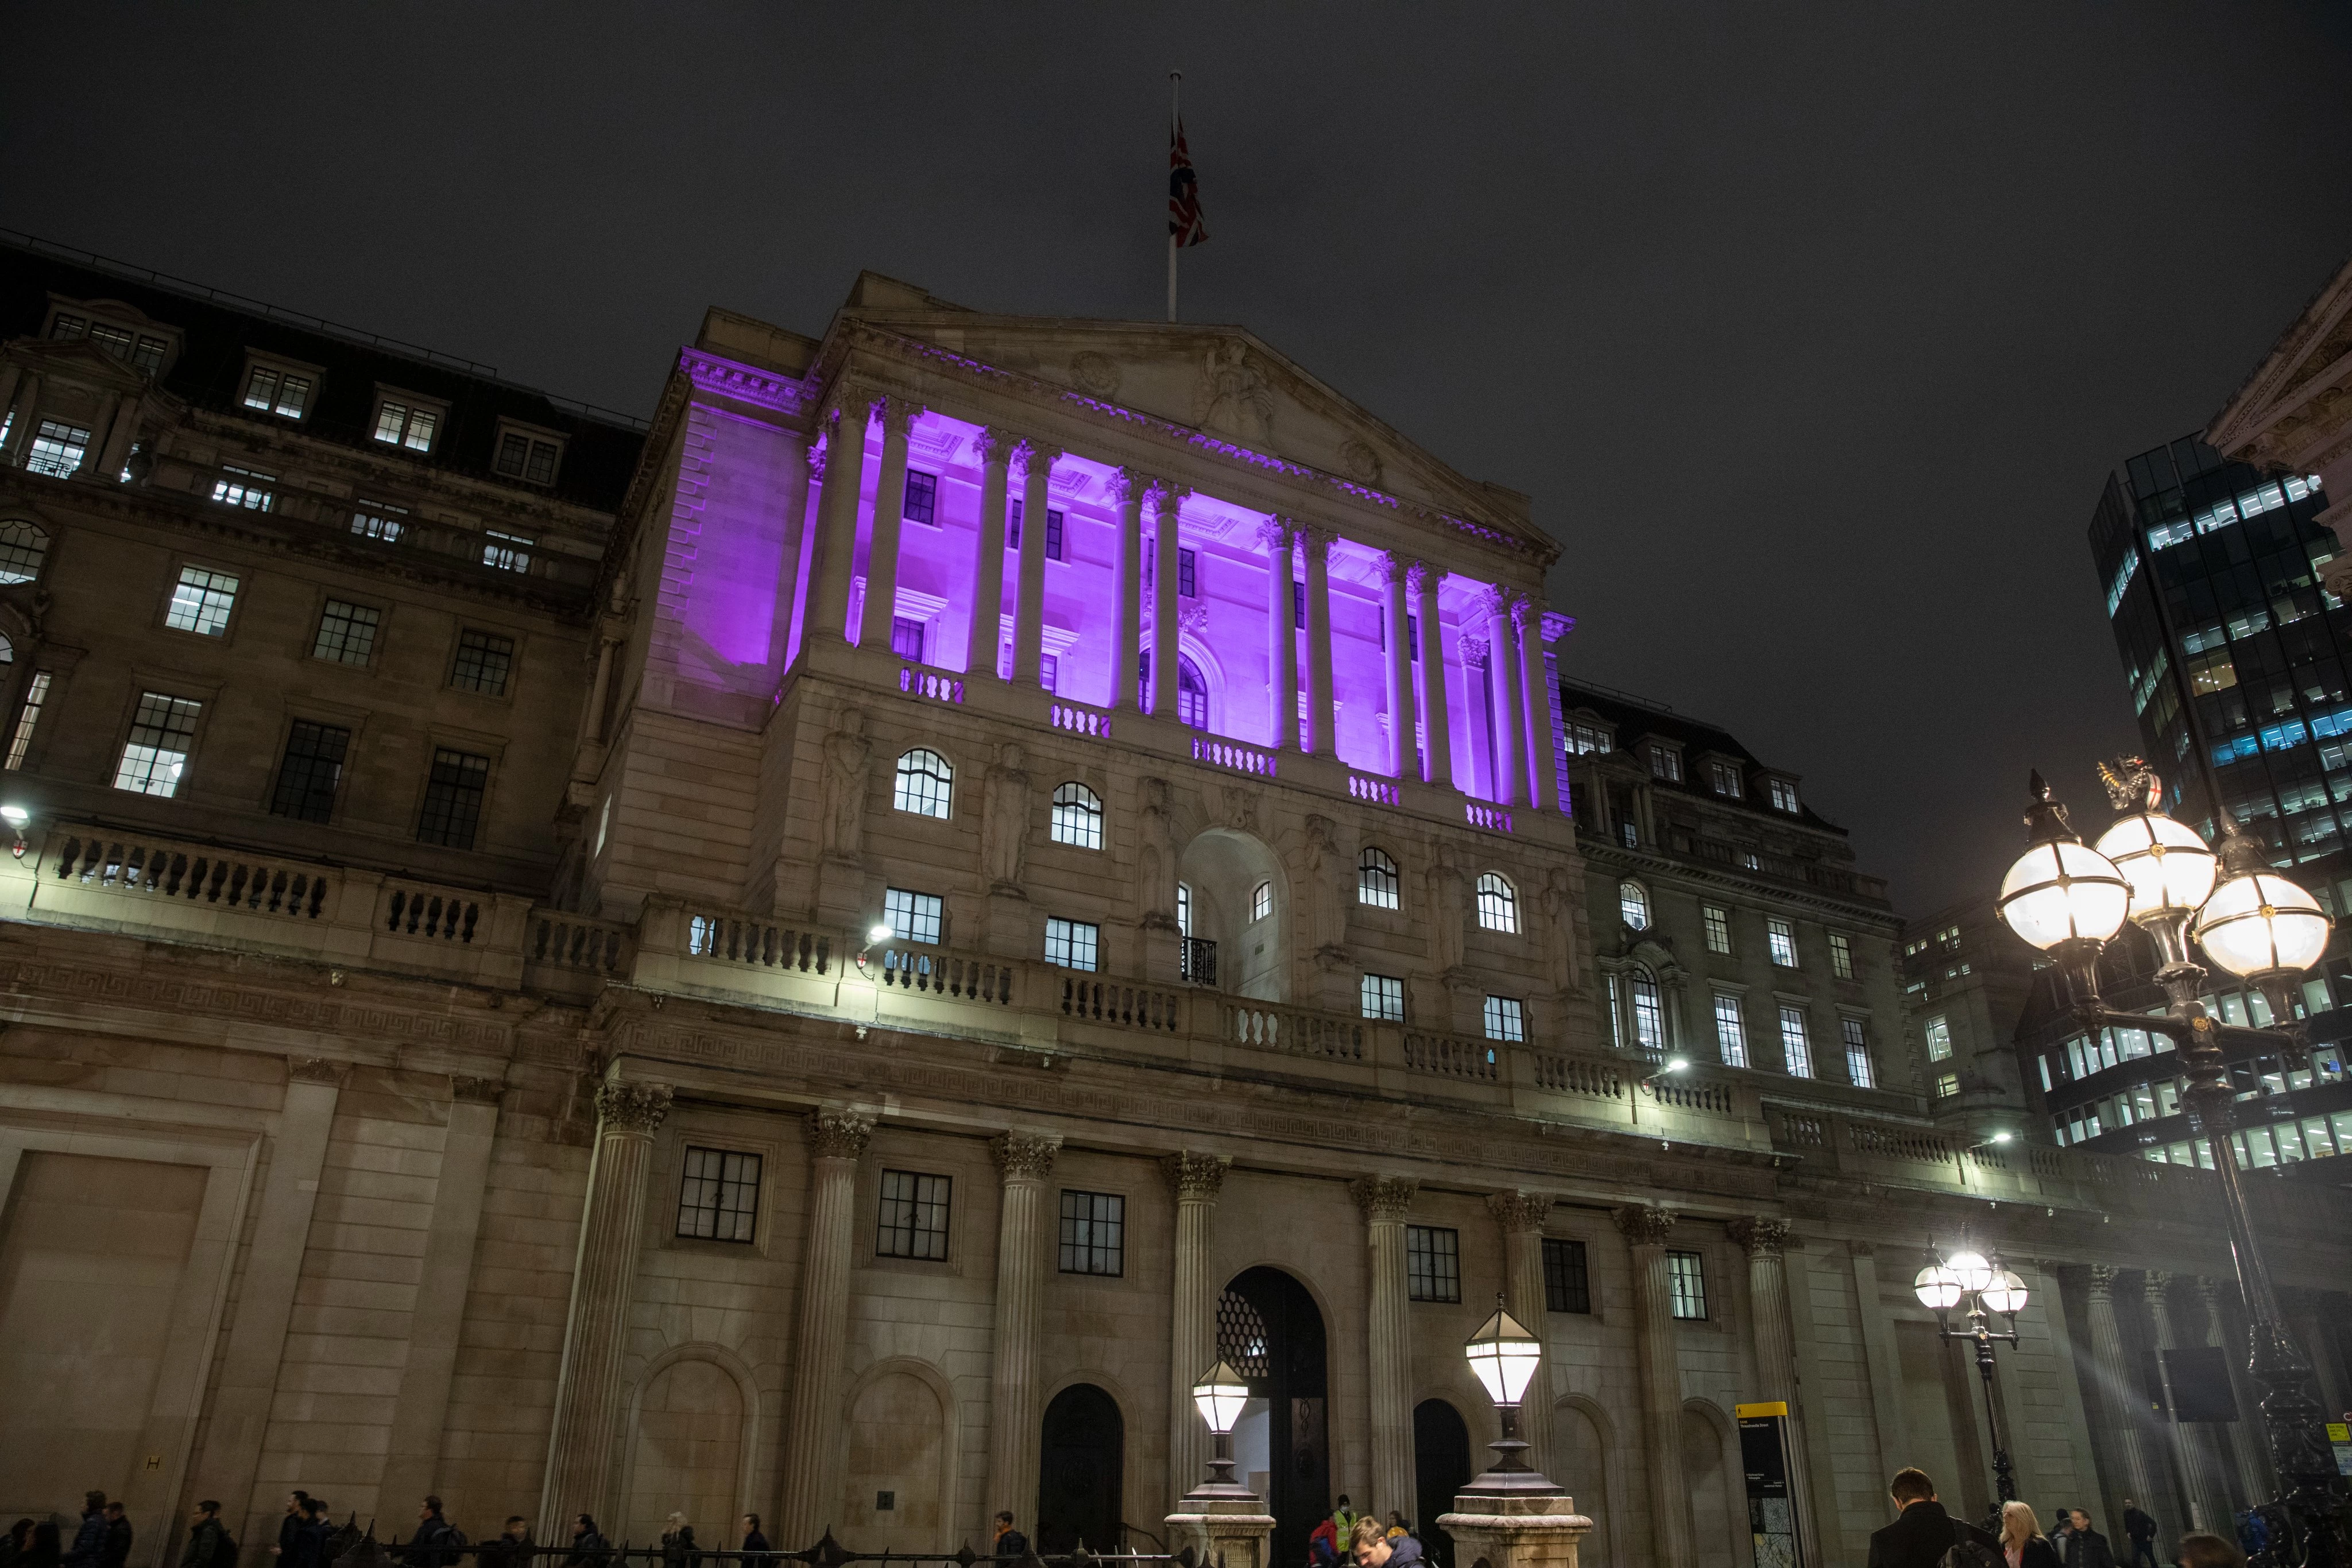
xmin=1514 ymin=598 xmax=1560 ymax=812
xmin=1114 ymin=469 xmax=1147 ymax=711
xmin=1615 ymin=1204 xmax=1692 ymax=1568
xmin=1262 ymin=520 xmax=1299 ymax=749
xmin=1487 ymin=1191 xmax=1556 ymax=1478
xmin=1012 ymin=443 xmax=1060 ymax=686
xmin=1411 ymin=563 xmax=1452 ymax=787
xmin=2197 ymin=1277 xmax=2272 ymax=1509
xmin=859 ymin=397 xmax=920 ymax=650
xmin=2082 ymin=1266 xmax=2161 ymax=1534
xmin=1302 ymin=526 xmax=1337 ymax=757
xmin=777 ymin=1110 xmax=875 ymax=1546
xmin=966 ymin=428 xmax=1016 ymax=679
xmin=1165 ymin=1151 xmax=1232 ymax=1504
xmin=540 ymin=1080 xmax=672 ymax=1530
xmin=985 ymin=1132 xmax=1062 ymax=1537
xmin=1150 ymin=483 xmax=1186 ymax=716
xmin=1482 ymin=587 xmax=1525 ymax=808
xmin=1353 ymin=1175 xmax=1418 ymax=1523
xmin=2146 ymin=1271 xmax=2222 ymax=1531
xmin=806 ymin=389 xmax=872 ymax=646
xmin=1382 ymin=553 xmax=1415 ymax=779
xmin=1730 ymin=1217 xmax=1817 ymax=1567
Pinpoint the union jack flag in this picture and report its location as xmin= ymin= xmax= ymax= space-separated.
xmin=1168 ymin=118 xmax=1208 ymax=246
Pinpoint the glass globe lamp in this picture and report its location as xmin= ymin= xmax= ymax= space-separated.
xmin=2094 ymin=811 xmax=2218 ymax=921
xmin=1912 ymin=1265 xmax=1963 ymax=1311
xmin=1980 ymin=1269 xmax=2029 ymax=1317
xmin=1997 ymin=840 xmax=2131 ymax=952
xmin=2192 ymin=870 xmax=2330 ymax=981
xmin=1944 ymin=1250 xmax=1997 ymax=1294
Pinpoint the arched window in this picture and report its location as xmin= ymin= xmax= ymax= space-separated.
xmin=1050 ymin=781 xmax=1103 ymax=849
xmin=1357 ymin=846 xmax=1400 ymax=909
xmin=1178 ymin=654 xmax=1210 ymax=730
xmin=0 ymin=521 xmax=49 ymax=585
xmin=1251 ymin=880 xmax=1272 ymax=922
xmin=1475 ymin=872 xmax=1518 ymax=933
xmin=1630 ymin=964 xmax=1666 ymax=1054
xmin=1619 ymin=880 xmax=1650 ymax=931
xmin=892 ymin=748 xmax=953 ymax=819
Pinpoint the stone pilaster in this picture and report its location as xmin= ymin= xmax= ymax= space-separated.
xmin=539 ymin=1079 xmax=672 ymax=1529
xmin=2146 ymin=1271 xmax=2222 ymax=1532
xmin=2082 ymin=1265 xmax=2162 ymax=1540
xmin=985 ymin=1130 xmax=1062 ymax=1538
xmin=858 ymin=397 xmax=920 ymax=650
xmin=1614 ymin=1204 xmax=1690 ymax=1568
xmin=1011 ymin=443 xmax=1060 ymax=686
xmin=1150 ymin=483 xmax=1186 ymax=716
xmin=966 ymin=428 xmax=1017 ymax=680
xmin=1353 ymin=1174 xmax=1418 ymax=1523
xmin=1165 ymin=1151 xmax=1231 ymax=1506
xmin=1488 ymin=1190 xmax=1556 ymax=1478
xmin=2197 ymin=1277 xmax=2273 ymax=1509
xmin=1382 ymin=553 xmax=1416 ymax=779
xmin=1262 ymin=520 xmax=1299 ymax=750
xmin=1514 ymin=598 xmax=1561 ymax=812
xmin=1730 ymin=1217 xmax=1817 ymax=1568
xmin=1411 ymin=562 xmax=1452 ymax=787
xmin=777 ymin=1109 xmax=874 ymax=1545
xmin=1302 ymin=526 xmax=1337 ymax=757
xmin=806 ymin=389 xmax=872 ymax=645
xmin=1113 ymin=469 xmax=1147 ymax=712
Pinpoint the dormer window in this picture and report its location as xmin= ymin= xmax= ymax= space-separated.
xmin=1646 ymin=743 xmax=1682 ymax=783
xmin=493 ymin=420 xmax=566 ymax=486
xmin=242 ymin=359 xmax=316 ymax=421
xmin=45 ymin=299 xmax=177 ymax=377
xmin=1565 ymin=719 xmax=1612 ymax=756
xmin=1709 ymin=759 xmax=1744 ymax=799
xmin=372 ymin=391 xmax=444 ymax=454
xmin=1766 ymin=777 xmax=1801 ymax=814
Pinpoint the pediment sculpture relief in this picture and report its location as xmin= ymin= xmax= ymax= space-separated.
xmin=1192 ymin=339 xmax=1274 ymax=444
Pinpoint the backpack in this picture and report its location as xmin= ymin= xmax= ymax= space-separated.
xmin=1942 ymin=1534 xmax=2002 ymax=1568
xmin=217 ymin=1534 xmax=240 ymax=1568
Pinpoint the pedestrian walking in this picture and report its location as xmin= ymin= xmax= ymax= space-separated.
xmin=991 ymin=1515 xmax=1028 ymax=1558
xmin=65 ymin=1494 xmax=109 ymax=1568
xmin=404 ymin=1499 xmax=461 ymax=1568
xmin=563 ymin=1518 xmax=608 ymax=1568
xmin=2177 ymin=1532 xmax=2246 ymax=1568
xmin=2122 ymin=1502 xmax=2158 ymax=1568
xmin=2001 ymin=1503 xmax=2062 ymax=1568
xmin=179 ymin=1505 xmax=227 ymax=1568
xmin=660 ymin=1514 xmax=696 ymax=1568
xmin=293 ymin=1501 xmax=335 ymax=1568
xmin=739 ymin=1518 xmax=768 ymax=1558
xmin=1866 ymin=1468 xmax=1999 ymax=1568
xmin=100 ymin=1506 xmax=134 ymax=1568
xmin=269 ymin=1496 xmax=312 ymax=1568
xmin=1351 ymin=1519 xmax=1419 ymax=1568
xmin=2063 ymin=1512 xmax=2116 ymax=1568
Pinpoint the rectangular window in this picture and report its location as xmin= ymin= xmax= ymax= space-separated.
xmin=1703 ymin=905 xmax=1732 ymax=954
xmin=1768 ymin=778 xmax=1801 ymax=813
xmin=1842 ymin=1017 xmax=1875 ymax=1089
xmin=312 ymin=599 xmax=381 ymax=666
xmin=1828 ymin=932 xmax=1855 ymax=980
xmin=1406 ymin=1225 xmax=1461 ymax=1303
xmin=164 ymin=567 xmax=240 ymax=637
xmin=1542 ymin=1237 xmax=1591 ymax=1314
xmin=88 ymin=321 xmax=133 ymax=358
xmin=131 ymin=335 xmax=168 ymax=375
xmin=891 ymin=615 xmax=926 ymax=663
xmin=903 ymin=470 xmax=938 ymax=525
xmin=1935 ymin=1071 xmax=1960 ymax=1099
xmin=1045 ymin=509 xmax=1065 ymax=562
xmin=1407 ymin=611 xmax=1419 ymax=660
xmin=1667 ymin=1250 xmax=1709 ymax=1319
xmin=1044 ymin=917 xmax=1100 ymax=972
xmin=1058 ymin=1189 xmax=1124 ymax=1275
xmin=1767 ymin=918 xmax=1798 ymax=967
xmin=5 ymin=671 xmax=52 ymax=771
xmin=241 ymin=365 xmax=312 ymax=419
xmin=876 ymin=1169 xmax=950 ymax=1260
xmin=1361 ymin=973 xmax=1405 ymax=1022
xmin=1566 ymin=721 xmax=1612 ymax=756
xmin=1483 ymin=994 xmax=1526 ymax=1043
xmin=1648 ymin=745 xmax=1682 ymax=781
xmin=451 ymin=629 xmax=515 ymax=695
xmin=1779 ymin=1005 xmax=1814 ymax=1077
xmin=269 ymin=719 xmax=350 ymax=823
xmin=883 ymin=887 xmax=943 ymax=945
xmin=351 ymin=500 xmax=408 ymax=542
xmin=1293 ymin=579 xmax=1307 ymax=622
xmin=676 ymin=1147 xmax=760 ymax=1242
xmin=210 ymin=465 xmax=275 ymax=510
xmin=1713 ymin=994 xmax=1750 ymax=1067
xmin=113 ymin=692 xmax=201 ymax=796
xmin=495 ymin=429 xmax=562 ymax=485
xmin=416 ymin=748 xmax=490 ymax=849
xmin=48 ymin=313 xmax=87 ymax=339
xmin=1709 ymin=760 xmax=1743 ymax=797
xmin=26 ymin=420 xmax=91 ymax=478
xmin=1924 ymin=1016 xmax=1953 ymax=1060
xmin=482 ymin=531 xmax=532 ymax=573
xmin=1178 ymin=547 xmax=1198 ymax=597
xmin=373 ymin=400 xmax=440 ymax=452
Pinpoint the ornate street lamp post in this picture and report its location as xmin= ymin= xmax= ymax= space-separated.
xmin=1459 ymin=1296 xmax=1562 ymax=1496
xmin=1185 ymin=1359 xmax=1256 ymax=1499
xmin=1913 ymin=1248 xmax=2030 ymax=1513
xmin=1995 ymin=765 xmax=2345 ymax=1568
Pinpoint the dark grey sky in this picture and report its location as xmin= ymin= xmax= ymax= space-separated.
xmin=9 ymin=2 xmax=2351 ymax=916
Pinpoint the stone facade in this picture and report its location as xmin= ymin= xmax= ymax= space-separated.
xmin=0 ymin=244 xmax=2346 ymax=1568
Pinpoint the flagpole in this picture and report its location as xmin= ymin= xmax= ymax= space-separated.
xmin=1167 ymin=70 xmax=1181 ymax=323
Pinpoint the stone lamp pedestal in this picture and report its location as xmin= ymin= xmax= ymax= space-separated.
xmin=1438 ymin=1493 xmax=1595 ymax=1568
xmin=1164 ymin=1493 xmax=1277 ymax=1568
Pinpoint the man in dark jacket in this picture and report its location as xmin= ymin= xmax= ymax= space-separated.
xmin=1866 ymin=1469 xmax=1998 ymax=1568
xmin=404 ymin=1500 xmax=455 ymax=1568
xmin=991 ymin=1516 xmax=1028 ymax=1559
xmin=738 ymin=1519 xmax=768 ymax=1558
xmin=181 ymin=1504 xmax=227 ymax=1568
xmin=2064 ymin=1512 xmax=2116 ymax=1568
xmin=2121 ymin=1504 xmax=2157 ymax=1568
xmin=64 ymin=1496 xmax=108 ymax=1568
xmin=481 ymin=1519 xmax=532 ymax=1568
xmin=99 ymin=1507 xmax=133 ymax=1568
xmin=270 ymin=1496 xmax=311 ymax=1568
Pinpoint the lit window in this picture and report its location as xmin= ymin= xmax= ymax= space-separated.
xmin=1779 ymin=1005 xmax=1814 ymax=1078
xmin=87 ymin=322 xmax=132 ymax=357
xmin=1176 ymin=881 xmax=1192 ymax=936
xmin=1251 ymin=881 xmax=1272 ymax=922
xmin=882 ymin=887 xmax=943 ymax=944
xmin=1058 ymin=1189 xmax=1124 ymax=1275
xmin=312 ymin=600 xmax=381 ymax=666
xmin=450 ymin=629 xmax=515 ymax=696
xmin=1476 ymin=872 xmax=1519 ymax=932
xmin=1709 ymin=760 xmax=1743 ymax=797
xmin=373 ymin=400 xmax=439 ymax=453
xmin=893 ymin=748 xmax=953 ymax=818
xmin=27 ymin=421 xmax=91 ymax=478
xmin=1767 ymin=918 xmax=1798 ymax=967
xmin=1924 ymin=1016 xmax=1952 ymax=1061
xmin=676 ymin=1147 xmax=760 ymax=1242
xmin=417 ymin=748 xmax=491 ymax=849
xmin=0 ymin=521 xmax=51 ymax=584
xmin=1935 ymin=1072 xmax=1960 ymax=1099
xmin=1358 ymin=847 xmax=1401 ymax=909
xmin=1629 ymin=966 xmax=1665 ymax=1053
xmin=1045 ymin=509 xmax=1065 ymax=562
xmin=165 ymin=566 xmax=240 ymax=636
xmin=1483 ymin=994 xmax=1525 ymax=1043
xmin=1542 ymin=1237 xmax=1591 ymax=1313
xmin=876 ymin=1170 xmax=950 ymax=1259
xmin=1039 ymin=653 xmax=1059 ymax=693
xmin=1842 ymin=1017 xmax=1875 ymax=1088
xmin=1565 ymin=720 xmax=1612 ymax=756
xmin=113 ymin=692 xmax=202 ymax=796
xmin=903 ymin=470 xmax=938 ymax=525
xmin=482 ymin=531 xmax=532 ymax=573
xmin=1828 ymin=932 xmax=1855 ymax=980
xmin=1648 ymin=745 xmax=1682 ymax=782
xmin=1177 ymin=654 xmax=1210 ymax=729
xmin=1044 ymin=917 xmax=1100 ymax=971
xmin=494 ymin=428 xmax=562 ymax=485
xmin=1361 ymin=973 xmax=1405 ymax=1021
xmin=1667 ymin=1250 xmax=1708 ymax=1319
xmin=1406 ymin=1224 xmax=1461 ymax=1302
xmin=1703 ymin=904 xmax=1732 ymax=954
xmin=1050 ymin=782 xmax=1103 ymax=849
xmin=270 ymin=719 xmax=350 ymax=823
xmin=1620 ymin=880 xmax=1650 ymax=930
xmin=5 ymin=672 xmax=52 ymax=771
xmin=890 ymin=615 xmax=926 ymax=662
xmin=351 ymin=501 xmax=408 ymax=542
xmin=131 ymin=335 xmax=167 ymax=375
xmin=241 ymin=365 xmax=311 ymax=420
xmin=48 ymin=313 xmax=87 ymax=339
xmin=210 ymin=466 xmax=274 ymax=510
xmin=1767 ymin=778 xmax=1801 ymax=813
xmin=1713 ymin=994 xmax=1748 ymax=1067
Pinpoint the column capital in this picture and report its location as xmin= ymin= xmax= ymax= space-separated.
xmin=1460 ymin=633 xmax=1490 ymax=663
xmin=2194 ymin=1275 xmax=2228 ymax=1304
xmin=1151 ymin=480 xmax=1191 ymax=515
xmin=1510 ymin=593 xmax=1542 ymax=630
xmin=1257 ymin=516 xmax=1294 ymax=551
xmin=992 ymin=1129 xmax=1063 ymax=1182
xmin=1378 ymin=549 xmax=1410 ymax=586
xmin=823 ymin=381 xmax=877 ymax=424
xmin=978 ymin=425 xmax=1020 ymax=466
xmin=2087 ymin=1263 xmax=2121 ymax=1298
xmin=1161 ymin=1149 xmax=1231 ymax=1201
xmin=877 ymin=395 xmax=923 ymax=436
xmin=809 ymin=443 xmax=828 ymax=481
xmin=594 ymin=1080 xmax=672 ymax=1134
xmin=1541 ymin=611 xmax=1577 ymax=644
xmin=1110 ymin=465 xmax=1149 ymax=504
xmin=287 ymin=1055 xmax=347 ymax=1086
xmin=1019 ymin=439 xmax=1063 ymax=478
xmin=450 ymin=1075 xmax=506 ymax=1105
xmin=1298 ymin=524 xmax=1338 ymax=561
xmin=2143 ymin=1268 xmax=2175 ymax=1298
xmin=1476 ymin=582 xmax=1514 ymax=618
xmin=1727 ymin=1216 xmax=1794 ymax=1257
xmin=1407 ymin=559 xmax=1445 ymax=596
xmin=1486 ymin=1190 xmax=1552 ymax=1234
xmin=807 ymin=1109 xmax=875 ymax=1162
xmin=1350 ymin=1174 xmax=1417 ymax=1221
xmin=1612 ymin=1203 xmax=1676 ymax=1247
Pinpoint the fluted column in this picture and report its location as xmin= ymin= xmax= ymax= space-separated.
xmin=74 ymin=391 xmax=121 ymax=478
xmin=1411 ymin=563 xmax=1452 ymax=787
xmin=1488 ymin=1191 xmax=1556 ymax=1478
xmin=2197 ymin=1277 xmax=2272 ymax=1509
xmin=1012 ymin=443 xmax=1060 ymax=686
xmin=1382 ymin=553 xmax=1415 ymax=779
xmin=1353 ymin=1175 xmax=1418 ymax=1524
xmin=859 ymin=397 xmax=919 ymax=649
xmin=1731 ymin=1218 xmax=1817 ymax=1567
xmin=2083 ymin=1265 xmax=2163 ymax=1536
xmin=966 ymin=428 xmax=1016 ymax=679
xmin=1165 ymin=1152 xmax=1231 ymax=1505
xmin=1482 ymin=587 xmax=1526 ymax=807
xmin=2146 ymin=1271 xmax=2222 ymax=1531
xmin=1150 ymin=483 xmax=1185 ymax=715
xmin=1616 ymin=1205 xmax=1692 ymax=1568
xmin=806 ymin=389 xmax=873 ymax=645
xmin=1302 ymin=527 xmax=1337 ymax=756
xmin=1514 ymin=598 xmax=1560 ymax=812
xmin=540 ymin=1081 xmax=672 ymax=1530
xmin=777 ymin=1110 xmax=874 ymax=1544
xmin=986 ymin=1132 xmax=1062 ymax=1537
xmin=1262 ymin=520 xmax=1299 ymax=749
xmin=1113 ymin=469 xmax=1147 ymax=711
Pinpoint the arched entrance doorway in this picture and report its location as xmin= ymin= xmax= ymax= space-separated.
xmin=1411 ymin=1398 xmax=1473 ymax=1568
xmin=1038 ymin=1383 xmax=1123 ymax=1552
xmin=1221 ymin=1267 xmax=1329 ymax=1568
xmin=1179 ymin=830 xmax=1286 ymax=999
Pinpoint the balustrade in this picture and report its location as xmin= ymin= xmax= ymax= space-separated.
xmin=529 ymin=911 xmax=633 ymax=975
xmin=874 ymin=944 xmax=1015 ymax=1004
xmin=1402 ymin=1029 xmax=1499 ymax=1081
xmin=49 ymin=830 xmax=334 ymax=920
xmin=1224 ymin=1000 xmax=1365 ymax=1060
xmin=383 ymin=883 xmax=482 ymax=943
xmin=684 ymin=909 xmax=834 ymax=973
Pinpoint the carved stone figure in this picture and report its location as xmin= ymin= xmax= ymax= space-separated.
xmin=1338 ymin=438 xmax=1383 ymax=486
xmin=1224 ymin=785 xmax=1259 ymax=839
xmin=982 ymin=741 xmax=1032 ymax=893
xmin=1070 ymin=351 xmax=1120 ymax=398
xmin=1541 ymin=865 xmax=1585 ymax=994
xmin=1139 ymin=776 xmax=1178 ymax=929
xmin=1429 ymin=838 xmax=1468 ymax=977
xmin=1193 ymin=339 xmax=1274 ymax=443
xmin=1301 ymin=814 xmax=1343 ymax=956
xmin=819 ymin=709 xmax=872 ymax=860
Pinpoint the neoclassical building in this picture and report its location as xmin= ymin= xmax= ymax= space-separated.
xmin=1 ymin=239 xmax=2346 ymax=1568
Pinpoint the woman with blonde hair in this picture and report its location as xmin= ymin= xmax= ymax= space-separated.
xmin=2003 ymin=1503 xmax=2062 ymax=1568
xmin=660 ymin=1514 xmax=698 ymax=1568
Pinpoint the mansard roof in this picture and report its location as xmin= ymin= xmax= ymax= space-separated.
xmin=1559 ymin=677 xmax=1847 ymax=837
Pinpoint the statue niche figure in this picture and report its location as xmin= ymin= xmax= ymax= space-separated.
xmin=983 ymin=742 xmax=1033 ymax=894
xmin=820 ymin=708 xmax=873 ymax=860
xmin=1541 ymin=865 xmax=1587 ymax=996
xmin=1139 ymin=776 xmax=1179 ymax=930
xmin=1429 ymin=837 xmax=1468 ymax=978
xmin=1300 ymin=814 xmax=1346 ymax=962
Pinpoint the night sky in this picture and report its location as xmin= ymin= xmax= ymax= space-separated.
xmin=9 ymin=3 xmax=2351 ymax=917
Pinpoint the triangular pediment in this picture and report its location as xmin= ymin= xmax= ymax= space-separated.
xmin=2208 ymin=251 xmax=2352 ymax=468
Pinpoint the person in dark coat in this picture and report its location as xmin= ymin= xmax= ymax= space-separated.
xmin=293 ymin=1501 xmax=335 ymax=1568
xmin=1866 ymin=1468 xmax=1999 ymax=1568
xmin=1351 ymin=1520 xmax=1421 ymax=1568
xmin=100 ymin=1506 xmax=134 ymax=1568
xmin=2001 ymin=1503 xmax=2063 ymax=1568
xmin=21 ymin=1525 xmax=61 ymax=1568
xmin=179 ymin=1506 xmax=226 ymax=1568
xmin=404 ymin=1500 xmax=455 ymax=1568
xmin=2063 ymin=1512 xmax=2117 ymax=1568
xmin=738 ymin=1520 xmax=768 ymax=1558
xmin=2121 ymin=1503 xmax=2158 ymax=1568
xmin=65 ymin=1495 xmax=109 ymax=1568
xmin=482 ymin=1519 xmax=533 ymax=1568
xmin=271 ymin=1495 xmax=313 ymax=1568
xmin=659 ymin=1516 xmax=696 ymax=1568
xmin=3 ymin=1521 xmax=36 ymax=1568
xmin=563 ymin=1519 xmax=607 ymax=1568
xmin=991 ymin=1516 xmax=1028 ymax=1559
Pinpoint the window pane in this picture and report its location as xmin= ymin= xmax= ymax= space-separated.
xmin=883 ymin=887 xmax=943 ymax=944
xmin=1668 ymin=1250 xmax=1708 ymax=1318
xmin=1045 ymin=918 xmax=1100 ymax=972
xmin=1361 ymin=974 xmax=1404 ymax=1022
xmin=1703 ymin=905 xmax=1732 ymax=954
xmin=1713 ymin=994 xmax=1749 ymax=1067
xmin=893 ymin=749 xmax=953 ymax=818
xmin=876 ymin=1169 xmax=950 ymax=1260
xmin=676 ymin=1147 xmax=761 ymax=1243
xmin=451 ymin=629 xmax=516 ymax=695
xmin=1779 ymin=1006 xmax=1814 ymax=1078
xmin=891 ymin=615 xmax=926 ymax=663
xmin=375 ymin=402 xmax=411 ymax=444
xmin=1767 ymin=919 xmax=1797 ymax=966
xmin=269 ymin=719 xmax=350 ymax=823
xmin=1483 ymin=994 xmax=1525 ymax=1043
xmin=495 ymin=432 xmax=530 ymax=475
xmin=5 ymin=671 xmax=52 ymax=771
xmin=1842 ymin=1017 xmax=1875 ymax=1088
xmin=351 ymin=502 xmax=408 ymax=542
xmin=1828 ymin=932 xmax=1855 ymax=979
xmin=417 ymin=748 xmax=490 ymax=849
xmin=209 ymin=465 xmax=275 ymax=510
xmin=903 ymin=470 xmax=938 ymax=525
xmin=1050 ymin=783 xmax=1103 ymax=849
xmin=404 ymin=408 xmax=437 ymax=452
xmin=1476 ymin=873 xmax=1519 ymax=932
xmin=1620 ymin=882 xmax=1650 ymax=930
xmin=28 ymin=421 xmax=92 ymax=478
xmin=312 ymin=600 xmax=381 ymax=665
xmin=1058 ymin=1189 xmax=1124 ymax=1275
xmin=113 ymin=692 xmax=202 ymax=796
xmin=1357 ymin=848 xmax=1400 ymax=908
xmin=1542 ymin=1237 xmax=1590 ymax=1314
xmin=1406 ymin=1225 xmax=1461 ymax=1302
